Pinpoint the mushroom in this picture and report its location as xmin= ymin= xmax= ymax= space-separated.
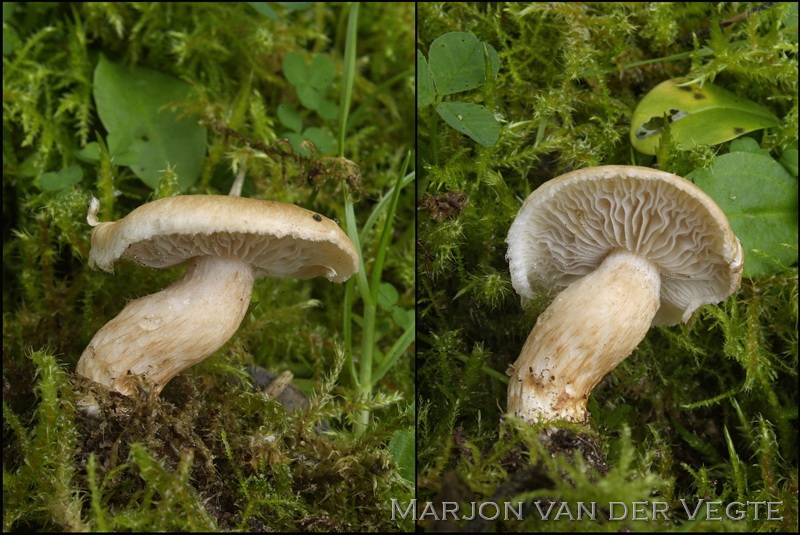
xmin=505 ymin=165 xmax=743 ymax=424
xmin=76 ymin=195 xmax=358 ymax=396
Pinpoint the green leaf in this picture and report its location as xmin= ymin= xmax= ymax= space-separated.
xmin=392 ymin=306 xmax=414 ymax=330
xmin=247 ymin=2 xmax=278 ymax=20
xmin=40 ymin=164 xmax=83 ymax=191
xmin=2 ymin=2 xmax=17 ymax=56
xmin=309 ymin=54 xmax=336 ymax=90
xmin=688 ymin=152 xmax=798 ymax=277
xmin=388 ymin=427 xmax=414 ymax=483
xmin=278 ymin=2 xmax=313 ymax=10
xmin=316 ymin=98 xmax=338 ymax=121
xmin=2 ymin=2 xmax=15 ymax=21
xmin=428 ymin=32 xmax=500 ymax=96
xmin=779 ymin=148 xmax=798 ymax=177
xmin=286 ymin=132 xmax=306 ymax=155
xmin=297 ymin=85 xmax=320 ymax=111
xmin=302 ymin=127 xmax=334 ymax=155
xmin=3 ymin=24 xmax=19 ymax=56
xmin=277 ymin=103 xmax=302 ymax=133
xmin=282 ymin=51 xmax=308 ymax=87
xmin=631 ymin=78 xmax=779 ymax=155
xmin=75 ymin=142 xmax=100 ymax=163
xmin=482 ymin=42 xmax=497 ymax=99
xmin=436 ymin=101 xmax=499 ymax=146
xmin=17 ymin=153 xmax=39 ymax=178
xmin=417 ymin=50 xmax=435 ymax=108
xmin=729 ymin=136 xmax=770 ymax=157
xmin=289 ymin=127 xmax=335 ymax=157
xmin=107 ymin=131 xmax=140 ymax=167
xmin=783 ymin=2 xmax=798 ymax=42
xmin=93 ymin=55 xmax=206 ymax=189
xmin=377 ymin=282 xmax=399 ymax=311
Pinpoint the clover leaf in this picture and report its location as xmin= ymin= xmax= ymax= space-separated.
xmin=418 ymin=32 xmax=500 ymax=147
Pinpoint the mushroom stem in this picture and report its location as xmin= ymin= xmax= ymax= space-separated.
xmin=507 ymin=249 xmax=661 ymax=423
xmin=77 ymin=255 xmax=254 ymax=395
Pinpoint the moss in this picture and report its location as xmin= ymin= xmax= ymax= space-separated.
xmin=418 ymin=2 xmax=797 ymax=532
xmin=4 ymin=2 xmax=413 ymax=531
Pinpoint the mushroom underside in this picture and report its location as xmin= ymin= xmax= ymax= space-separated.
xmin=508 ymin=173 xmax=741 ymax=325
xmin=103 ymin=231 xmax=347 ymax=281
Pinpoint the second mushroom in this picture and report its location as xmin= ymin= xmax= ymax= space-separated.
xmin=505 ymin=165 xmax=743 ymax=424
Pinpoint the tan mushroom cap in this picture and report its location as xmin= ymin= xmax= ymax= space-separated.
xmin=507 ymin=165 xmax=743 ymax=325
xmin=88 ymin=195 xmax=359 ymax=283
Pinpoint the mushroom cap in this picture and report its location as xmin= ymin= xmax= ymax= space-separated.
xmin=89 ymin=195 xmax=359 ymax=283
xmin=506 ymin=165 xmax=743 ymax=325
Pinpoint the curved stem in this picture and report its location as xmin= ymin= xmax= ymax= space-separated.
xmin=77 ymin=255 xmax=254 ymax=395
xmin=507 ymin=250 xmax=661 ymax=423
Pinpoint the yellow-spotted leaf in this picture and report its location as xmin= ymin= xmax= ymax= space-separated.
xmin=631 ymin=78 xmax=779 ymax=155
